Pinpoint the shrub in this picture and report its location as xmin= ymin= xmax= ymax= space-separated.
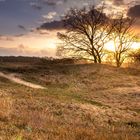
xmin=129 ymin=49 xmax=140 ymax=63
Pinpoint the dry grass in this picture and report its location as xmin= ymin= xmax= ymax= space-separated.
xmin=0 ymin=60 xmax=140 ymax=140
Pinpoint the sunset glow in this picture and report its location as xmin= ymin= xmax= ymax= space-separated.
xmin=105 ymin=40 xmax=140 ymax=52
xmin=0 ymin=0 xmax=139 ymax=57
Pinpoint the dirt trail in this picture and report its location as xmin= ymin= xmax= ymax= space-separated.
xmin=0 ymin=72 xmax=45 ymax=89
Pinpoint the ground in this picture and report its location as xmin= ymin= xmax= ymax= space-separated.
xmin=0 ymin=57 xmax=140 ymax=140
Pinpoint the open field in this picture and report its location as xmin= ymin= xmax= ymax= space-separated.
xmin=0 ymin=57 xmax=140 ymax=140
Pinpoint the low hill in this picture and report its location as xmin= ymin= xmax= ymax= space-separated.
xmin=0 ymin=58 xmax=140 ymax=140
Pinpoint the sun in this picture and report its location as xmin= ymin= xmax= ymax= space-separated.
xmin=105 ymin=41 xmax=115 ymax=51
xmin=131 ymin=42 xmax=140 ymax=49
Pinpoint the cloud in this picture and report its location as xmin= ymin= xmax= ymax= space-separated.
xmin=39 ymin=20 xmax=64 ymax=30
xmin=43 ymin=0 xmax=57 ymax=6
xmin=41 ymin=0 xmax=65 ymax=6
xmin=127 ymin=5 xmax=140 ymax=30
xmin=127 ymin=5 xmax=140 ymax=18
xmin=39 ymin=4 xmax=108 ymax=30
xmin=0 ymin=44 xmax=56 ymax=57
xmin=18 ymin=25 xmax=26 ymax=31
xmin=0 ymin=35 xmax=14 ymax=41
xmin=33 ymin=29 xmax=49 ymax=35
xmin=30 ymin=2 xmax=42 ymax=10
xmin=57 ymin=1 xmax=64 ymax=5
xmin=14 ymin=34 xmax=25 ymax=37
xmin=42 ymin=12 xmax=57 ymax=20
xmin=0 ymin=45 xmax=27 ymax=56
xmin=40 ymin=0 xmax=101 ymax=7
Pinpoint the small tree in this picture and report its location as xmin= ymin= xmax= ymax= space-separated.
xmin=110 ymin=14 xmax=135 ymax=67
xmin=57 ymin=5 xmax=112 ymax=63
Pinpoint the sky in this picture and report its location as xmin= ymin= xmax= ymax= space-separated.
xmin=0 ymin=0 xmax=140 ymax=56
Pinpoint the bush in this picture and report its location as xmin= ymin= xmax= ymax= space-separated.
xmin=129 ymin=49 xmax=140 ymax=63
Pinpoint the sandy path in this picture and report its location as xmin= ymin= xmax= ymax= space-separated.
xmin=0 ymin=72 xmax=45 ymax=89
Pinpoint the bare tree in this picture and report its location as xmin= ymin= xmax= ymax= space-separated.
xmin=110 ymin=14 xmax=135 ymax=67
xmin=57 ymin=5 xmax=112 ymax=63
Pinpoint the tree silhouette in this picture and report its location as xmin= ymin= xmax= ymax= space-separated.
xmin=57 ymin=5 xmax=112 ymax=63
xmin=110 ymin=14 xmax=135 ymax=67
